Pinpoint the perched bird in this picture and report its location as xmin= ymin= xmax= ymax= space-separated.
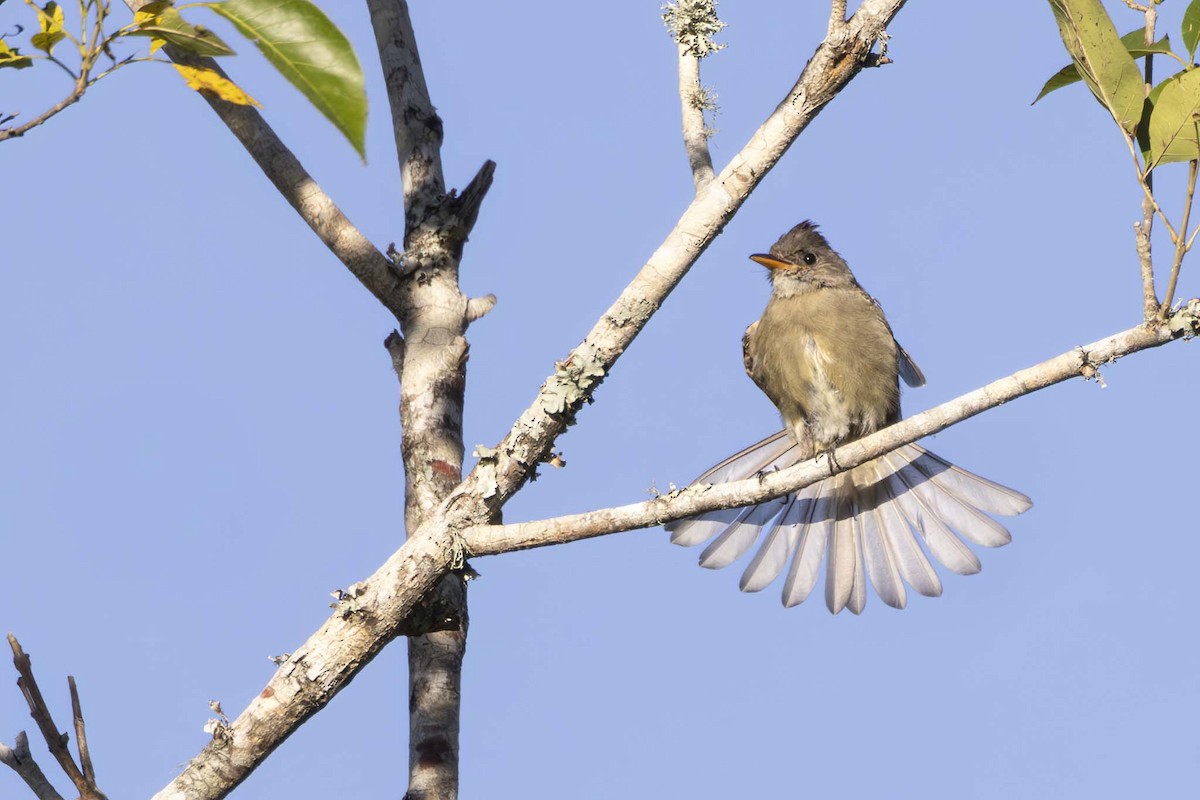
xmin=666 ymin=221 xmax=1031 ymax=614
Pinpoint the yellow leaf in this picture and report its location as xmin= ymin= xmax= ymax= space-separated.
xmin=149 ymin=37 xmax=165 ymax=55
xmin=32 ymin=1 xmax=66 ymax=54
xmin=0 ymin=39 xmax=34 ymax=70
xmin=172 ymin=64 xmax=262 ymax=107
xmin=37 ymin=1 xmax=64 ymax=32
xmin=134 ymin=0 xmax=173 ymax=25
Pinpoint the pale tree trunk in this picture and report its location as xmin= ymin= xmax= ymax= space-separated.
xmin=367 ymin=5 xmax=491 ymax=797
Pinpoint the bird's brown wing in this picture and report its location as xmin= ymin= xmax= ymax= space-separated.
xmin=856 ymin=285 xmax=926 ymax=389
xmin=742 ymin=319 xmax=760 ymax=383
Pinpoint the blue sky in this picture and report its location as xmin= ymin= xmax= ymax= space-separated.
xmin=2 ymin=2 xmax=1197 ymax=798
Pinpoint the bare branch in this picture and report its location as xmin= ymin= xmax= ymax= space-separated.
xmin=1161 ymin=158 xmax=1197 ymax=319
xmin=464 ymin=316 xmax=1195 ymax=556
xmin=676 ymin=45 xmax=716 ymax=191
xmin=67 ymin=678 xmax=96 ymax=789
xmin=366 ymin=0 xmax=446 ymax=231
xmin=120 ymin=1 xmax=405 ymax=315
xmin=1136 ymin=199 xmax=1159 ymax=321
xmin=0 ymin=732 xmax=65 ymax=800
xmin=0 ymin=79 xmax=87 ymax=142
xmin=465 ymin=294 xmax=497 ymax=324
xmin=1137 ymin=10 xmax=1160 ymax=321
xmin=9 ymin=635 xmax=83 ymax=791
xmin=6 ymin=635 xmax=107 ymax=800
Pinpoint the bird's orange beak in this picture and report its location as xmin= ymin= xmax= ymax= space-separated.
xmin=749 ymin=253 xmax=794 ymax=270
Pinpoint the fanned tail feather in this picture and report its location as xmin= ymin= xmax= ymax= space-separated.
xmin=668 ymin=432 xmax=1031 ymax=613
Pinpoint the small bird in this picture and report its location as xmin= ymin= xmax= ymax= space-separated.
xmin=666 ymin=221 xmax=1031 ymax=614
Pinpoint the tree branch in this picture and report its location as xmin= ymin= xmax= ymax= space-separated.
xmin=119 ymin=1 xmax=406 ymax=316
xmin=463 ymin=316 xmax=1197 ymax=555
xmin=1136 ymin=198 xmax=1158 ymax=321
xmin=676 ymin=45 xmax=715 ymax=191
xmin=0 ymin=78 xmax=87 ymax=142
xmin=0 ymin=732 xmax=65 ymax=800
xmin=1137 ymin=11 xmax=1160 ymax=322
xmin=367 ymin=3 xmax=486 ymax=800
xmin=1161 ymin=158 xmax=1196 ymax=319
xmin=4 ymin=635 xmax=107 ymax=800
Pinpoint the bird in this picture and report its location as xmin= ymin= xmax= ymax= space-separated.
xmin=666 ymin=221 xmax=1031 ymax=614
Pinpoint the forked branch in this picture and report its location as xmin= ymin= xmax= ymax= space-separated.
xmin=2 ymin=635 xmax=107 ymax=800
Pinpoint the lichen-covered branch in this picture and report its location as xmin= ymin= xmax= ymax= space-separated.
xmin=675 ymin=45 xmax=716 ymax=191
xmin=662 ymin=1 xmax=725 ymax=190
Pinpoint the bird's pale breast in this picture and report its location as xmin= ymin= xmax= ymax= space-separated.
xmin=745 ymin=287 xmax=901 ymax=450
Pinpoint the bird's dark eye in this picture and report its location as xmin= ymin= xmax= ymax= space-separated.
xmin=802 ymin=252 xmax=816 ymax=266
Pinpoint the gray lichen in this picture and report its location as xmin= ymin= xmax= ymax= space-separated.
xmin=662 ymin=0 xmax=727 ymax=59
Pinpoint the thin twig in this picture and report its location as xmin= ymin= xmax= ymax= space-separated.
xmin=1135 ymin=196 xmax=1157 ymax=320
xmin=1129 ymin=136 xmax=1179 ymax=241
xmin=43 ymin=55 xmax=79 ymax=80
xmin=67 ymin=678 xmax=96 ymax=788
xmin=676 ymin=43 xmax=715 ymax=191
xmin=0 ymin=80 xmax=86 ymax=142
xmin=1161 ymin=157 xmax=1197 ymax=318
xmin=1138 ymin=5 xmax=1160 ymax=321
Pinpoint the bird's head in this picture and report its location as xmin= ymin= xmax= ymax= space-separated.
xmin=750 ymin=220 xmax=857 ymax=296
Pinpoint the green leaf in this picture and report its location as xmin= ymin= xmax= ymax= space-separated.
xmin=0 ymin=39 xmax=33 ymax=69
xmin=202 ymin=0 xmax=366 ymax=158
xmin=128 ymin=4 xmax=236 ymax=57
xmin=1034 ymin=28 xmax=1170 ymax=103
xmin=1046 ymin=0 xmax=1145 ymax=134
xmin=1148 ymin=68 xmax=1200 ymax=168
xmin=1184 ymin=0 xmax=1200 ymax=61
xmin=1136 ymin=70 xmax=1188 ymax=166
xmin=31 ymin=1 xmax=66 ymax=55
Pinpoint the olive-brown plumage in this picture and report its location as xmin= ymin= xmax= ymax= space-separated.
xmin=667 ymin=221 xmax=1030 ymax=614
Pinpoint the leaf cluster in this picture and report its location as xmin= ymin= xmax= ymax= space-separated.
xmin=0 ymin=0 xmax=365 ymax=156
xmin=1039 ymin=0 xmax=1200 ymax=173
